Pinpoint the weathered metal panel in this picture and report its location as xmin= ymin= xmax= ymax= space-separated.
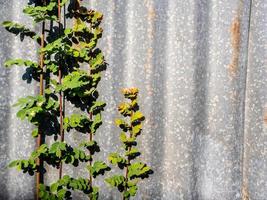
xmin=0 ymin=0 xmax=266 ymax=199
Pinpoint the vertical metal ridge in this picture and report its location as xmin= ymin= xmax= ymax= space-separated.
xmin=241 ymin=0 xmax=253 ymax=199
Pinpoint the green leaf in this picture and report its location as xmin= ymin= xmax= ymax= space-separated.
xmin=73 ymin=18 xmax=87 ymax=32
xmin=38 ymin=144 xmax=49 ymax=154
xmin=49 ymin=142 xmax=63 ymax=156
xmin=23 ymin=3 xmax=59 ymax=23
xmin=123 ymin=191 xmax=130 ymax=199
xmin=89 ymin=50 xmax=106 ymax=73
xmin=115 ymin=119 xmax=130 ymax=132
xmin=69 ymin=181 xmax=78 ymax=190
xmin=45 ymin=97 xmax=59 ymax=110
xmin=108 ymin=153 xmax=126 ymax=169
xmin=63 ymin=114 xmax=90 ymax=133
xmin=90 ymin=101 xmax=106 ymax=115
xmin=91 ymin=113 xmax=102 ymax=134
xmin=132 ymin=123 xmax=142 ymax=136
xmin=60 ymin=0 xmax=69 ymax=6
xmin=120 ymin=132 xmax=136 ymax=147
xmin=79 ymin=150 xmax=85 ymax=160
xmin=125 ymin=148 xmax=141 ymax=160
xmin=61 ymin=71 xmax=90 ymax=92
xmin=2 ymin=21 xmax=36 ymax=39
xmin=105 ymin=175 xmax=125 ymax=188
xmin=13 ymin=97 xmax=29 ymax=107
xmin=79 ymin=140 xmax=100 ymax=155
xmin=59 ymin=142 xmax=67 ymax=151
xmin=121 ymin=87 xmax=139 ymax=100
xmin=22 ymin=160 xmax=29 ymax=168
xmin=91 ymin=73 xmax=101 ymax=86
xmin=128 ymin=185 xmax=138 ymax=197
xmin=46 ymin=2 xmax=57 ymax=11
xmin=50 ymin=182 xmax=58 ymax=193
xmin=131 ymin=111 xmax=145 ymax=124
xmin=39 ymin=184 xmax=47 ymax=198
xmin=8 ymin=160 xmax=19 ymax=168
xmin=56 ymin=149 xmax=62 ymax=158
xmin=3 ymin=58 xmax=42 ymax=82
xmin=64 ymin=28 xmax=72 ymax=35
xmin=72 ymin=148 xmax=90 ymax=162
xmin=91 ymin=11 xmax=103 ymax=26
xmin=4 ymin=59 xmax=38 ymax=68
xmin=61 ymin=175 xmax=71 ymax=185
xmin=90 ymin=187 xmax=99 ymax=200
xmin=46 ymin=62 xmax=59 ymax=74
xmin=69 ymin=114 xmax=84 ymax=127
xmin=32 ymin=128 xmax=38 ymax=138
xmin=128 ymin=162 xmax=153 ymax=180
xmin=16 ymin=109 xmax=27 ymax=120
xmin=12 ymin=95 xmax=56 ymax=125
xmin=118 ymin=102 xmax=131 ymax=117
xmin=87 ymin=161 xmax=110 ymax=178
xmin=57 ymin=188 xmax=67 ymax=198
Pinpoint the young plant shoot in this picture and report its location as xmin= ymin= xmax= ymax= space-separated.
xmin=105 ymin=88 xmax=153 ymax=200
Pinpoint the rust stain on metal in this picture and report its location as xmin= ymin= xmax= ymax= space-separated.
xmin=263 ymin=107 xmax=267 ymax=124
xmin=144 ymin=0 xmax=156 ymax=96
xmin=228 ymin=16 xmax=241 ymax=78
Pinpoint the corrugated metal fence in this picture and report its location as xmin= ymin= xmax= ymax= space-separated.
xmin=0 ymin=0 xmax=266 ymax=199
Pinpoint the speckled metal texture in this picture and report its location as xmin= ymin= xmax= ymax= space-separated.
xmin=0 ymin=0 xmax=266 ymax=199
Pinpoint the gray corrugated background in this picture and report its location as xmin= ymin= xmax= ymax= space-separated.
xmin=0 ymin=0 xmax=266 ymax=199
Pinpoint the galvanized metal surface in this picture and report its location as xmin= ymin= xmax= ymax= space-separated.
xmin=0 ymin=0 xmax=266 ymax=199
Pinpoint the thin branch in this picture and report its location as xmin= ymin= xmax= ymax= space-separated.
xmin=58 ymin=0 xmax=64 ymax=180
xmin=123 ymin=110 xmax=133 ymax=200
xmin=36 ymin=1 xmax=46 ymax=199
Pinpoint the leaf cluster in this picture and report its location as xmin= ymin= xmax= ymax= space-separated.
xmin=3 ymin=0 xmax=110 ymax=199
xmin=39 ymin=175 xmax=94 ymax=200
xmin=3 ymin=0 xmax=154 ymax=199
xmin=23 ymin=0 xmax=69 ymax=23
xmin=2 ymin=21 xmax=37 ymax=41
xmin=9 ymin=142 xmax=90 ymax=175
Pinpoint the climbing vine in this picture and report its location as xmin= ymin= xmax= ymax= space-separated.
xmin=105 ymin=88 xmax=153 ymax=200
xmin=3 ymin=0 xmax=110 ymax=199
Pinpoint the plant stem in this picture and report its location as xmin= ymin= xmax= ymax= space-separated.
xmin=72 ymin=0 xmax=95 ymax=196
xmin=57 ymin=0 xmax=64 ymax=180
xmin=123 ymin=109 xmax=134 ymax=200
xmin=89 ymin=111 xmax=93 ymax=199
xmin=36 ymin=1 xmax=46 ymax=199
xmin=88 ymin=3 xmax=93 ymax=195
